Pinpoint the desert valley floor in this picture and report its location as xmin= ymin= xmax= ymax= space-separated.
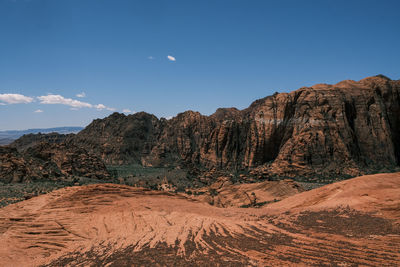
xmin=0 ymin=172 xmax=399 ymax=266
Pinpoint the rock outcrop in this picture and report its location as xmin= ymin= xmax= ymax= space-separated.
xmin=66 ymin=112 xmax=162 ymax=165
xmin=11 ymin=132 xmax=71 ymax=152
xmin=11 ymin=75 xmax=400 ymax=180
xmin=0 ymin=146 xmax=51 ymax=183
xmin=189 ymin=177 xmax=305 ymax=208
xmin=0 ymin=143 xmax=110 ymax=183
xmin=65 ymin=75 xmax=400 ymax=179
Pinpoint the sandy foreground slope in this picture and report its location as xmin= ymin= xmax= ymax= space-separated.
xmin=0 ymin=173 xmax=399 ymax=266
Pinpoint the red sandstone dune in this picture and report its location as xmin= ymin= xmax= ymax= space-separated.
xmin=267 ymin=172 xmax=400 ymax=218
xmin=0 ymin=173 xmax=399 ymax=266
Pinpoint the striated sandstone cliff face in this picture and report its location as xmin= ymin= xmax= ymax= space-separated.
xmin=264 ymin=76 xmax=400 ymax=177
xmin=12 ymin=75 xmax=400 ymax=179
xmin=76 ymin=75 xmax=399 ymax=178
xmin=165 ymin=76 xmax=400 ymax=178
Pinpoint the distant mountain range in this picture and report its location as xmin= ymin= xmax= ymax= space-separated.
xmin=0 ymin=127 xmax=83 ymax=145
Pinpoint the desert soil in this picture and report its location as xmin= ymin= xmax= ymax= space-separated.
xmin=0 ymin=172 xmax=399 ymax=266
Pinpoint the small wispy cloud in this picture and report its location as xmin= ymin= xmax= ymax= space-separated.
xmin=37 ymin=94 xmax=115 ymax=111
xmin=166 ymin=116 xmax=173 ymax=120
xmin=95 ymin=104 xmax=115 ymax=111
xmin=0 ymin=93 xmax=34 ymax=104
xmin=34 ymin=109 xmax=43 ymax=113
xmin=148 ymin=56 xmax=154 ymax=60
xmin=95 ymin=104 xmax=106 ymax=110
xmin=167 ymin=55 xmax=176 ymax=61
xmin=76 ymin=92 xmax=86 ymax=98
xmin=122 ymin=108 xmax=136 ymax=114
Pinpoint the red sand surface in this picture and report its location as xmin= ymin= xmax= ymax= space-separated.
xmin=0 ymin=172 xmax=399 ymax=266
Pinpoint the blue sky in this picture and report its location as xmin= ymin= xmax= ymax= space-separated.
xmin=0 ymin=0 xmax=399 ymax=130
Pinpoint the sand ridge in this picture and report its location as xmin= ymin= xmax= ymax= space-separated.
xmin=0 ymin=173 xmax=399 ymax=266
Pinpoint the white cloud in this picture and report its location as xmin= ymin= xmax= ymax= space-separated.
xmin=34 ymin=109 xmax=43 ymax=113
xmin=167 ymin=55 xmax=176 ymax=61
xmin=122 ymin=108 xmax=136 ymax=114
xmin=38 ymin=94 xmax=115 ymax=111
xmin=76 ymin=92 xmax=86 ymax=98
xmin=166 ymin=116 xmax=173 ymax=120
xmin=95 ymin=104 xmax=115 ymax=111
xmin=38 ymin=94 xmax=92 ymax=108
xmin=148 ymin=56 xmax=154 ymax=60
xmin=95 ymin=104 xmax=106 ymax=109
xmin=0 ymin=93 xmax=34 ymax=104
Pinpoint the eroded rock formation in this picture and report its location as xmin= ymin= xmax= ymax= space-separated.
xmin=189 ymin=177 xmax=305 ymax=208
xmin=60 ymin=75 xmax=400 ymax=179
xmin=11 ymin=132 xmax=71 ymax=152
xmin=0 ymin=143 xmax=110 ymax=183
xmin=8 ymin=75 xmax=400 ymax=180
xmin=66 ymin=112 xmax=162 ymax=165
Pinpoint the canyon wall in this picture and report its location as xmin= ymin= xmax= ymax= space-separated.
xmin=11 ymin=75 xmax=400 ymax=179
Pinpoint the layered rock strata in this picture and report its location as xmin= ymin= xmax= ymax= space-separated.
xmin=65 ymin=75 xmax=400 ymax=178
